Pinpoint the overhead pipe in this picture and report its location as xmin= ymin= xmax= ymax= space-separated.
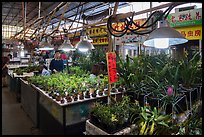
xmin=38 ymin=2 xmax=41 ymax=18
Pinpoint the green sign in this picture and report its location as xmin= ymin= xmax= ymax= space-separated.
xmin=167 ymin=8 xmax=202 ymax=27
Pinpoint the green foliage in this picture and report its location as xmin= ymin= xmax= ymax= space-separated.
xmin=69 ymin=66 xmax=89 ymax=75
xmin=179 ymin=51 xmax=202 ymax=88
xmin=131 ymin=106 xmax=172 ymax=135
xmin=13 ymin=65 xmax=40 ymax=75
xmin=72 ymin=47 xmax=107 ymax=72
xmin=90 ymin=96 xmax=140 ymax=130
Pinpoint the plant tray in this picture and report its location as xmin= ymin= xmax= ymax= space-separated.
xmin=85 ymin=119 xmax=137 ymax=135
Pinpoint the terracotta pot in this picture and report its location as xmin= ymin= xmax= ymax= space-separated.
xmin=79 ymin=93 xmax=84 ymax=100
xmin=55 ymin=95 xmax=62 ymax=101
xmin=66 ymin=95 xmax=72 ymax=102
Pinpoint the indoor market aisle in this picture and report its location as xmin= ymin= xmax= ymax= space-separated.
xmin=2 ymin=86 xmax=40 ymax=135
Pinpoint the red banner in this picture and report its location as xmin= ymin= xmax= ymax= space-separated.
xmin=106 ymin=52 xmax=118 ymax=84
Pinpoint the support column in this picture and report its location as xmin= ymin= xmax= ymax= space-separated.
xmin=199 ymin=40 xmax=202 ymax=58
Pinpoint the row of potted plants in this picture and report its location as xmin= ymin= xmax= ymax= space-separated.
xmin=27 ymin=67 xmax=124 ymax=104
xmin=13 ymin=65 xmax=41 ymax=75
xmin=116 ymin=51 xmax=202 ymax=114
xmin=88 ymin=95 xmax=202 ymax=135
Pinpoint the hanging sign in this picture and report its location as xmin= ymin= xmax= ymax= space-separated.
xmin=86 ymin=26 xmax=107 ymax=37
xmin=175 ymin=25 xmax=202 ymax=40
xmin=92 ymin=37 xmax=108 ymax=45
xmin=112 ymin=18 xmax=147 ymax=33
xmin=167 ymin=8 xmax=202 ymax=27
xmin=106 ymin=52 xmax=118 ymax=84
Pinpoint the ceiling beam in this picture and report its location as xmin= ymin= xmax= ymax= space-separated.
xmin=13 ymin=2 xmax=66 ymax=38
xmin=2 ymin=2 xmax=16 ymax=24
xmin=7 ymin=7 xmax=23 ymax=26
xmin=14 ymin=2 xmax=58 ymax=27
xmin=15 ymin=2 xmax=39 ymax=26
xmin=57 ymin=16 xmax=86 ymax=25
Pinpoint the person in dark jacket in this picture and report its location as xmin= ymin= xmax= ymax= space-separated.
xmin=2 ymin=54 xmax=11 ymax=87
xmin=49 ymin=50 xmax=64 ymax=74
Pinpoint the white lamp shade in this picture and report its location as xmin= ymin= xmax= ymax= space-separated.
xmin=143 ymin=20 xmax=188 ymax=48
xmin=59 ymin=39 xmax=75 ymax=52
xmin=75 ymin=36 xmax=95 ymax=52
xmin=39 ymin=37 xmax=54 ymax=50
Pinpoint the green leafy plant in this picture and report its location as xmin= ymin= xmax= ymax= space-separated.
xmin=90 ymin=96 xmax=139 ymax=133
xmin=131 ymin=106 xmax=171 ymax=135
xmin=179 ymin=51 xmax=202 ymax=88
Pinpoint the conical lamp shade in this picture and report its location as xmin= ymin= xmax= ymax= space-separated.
xmin=39 ymin=37 xmax=54 ymax=50
xmin=143 ymin=20 xmax=188 ymax=49
xmin=75 ymin=36 xmax=95 ymax=52
xmin=59 ymin=39 xmax=75 ymax=52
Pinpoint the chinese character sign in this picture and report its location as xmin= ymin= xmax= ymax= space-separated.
xmin=176 ymin=25 xmax=202 ymax=40
xmin=106 ymin=52 xmax=118 ymax=84
xmin=167 ymin=8 xmax=202 ymax=27
xmin=112 ymin=18 xmax=147 ymax=33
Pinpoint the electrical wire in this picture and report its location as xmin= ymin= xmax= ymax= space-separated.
xmin=107 ymin=3 xmax=177 ymax=37
xmin=68 ymin=2 xmax=82 ymax=31
xmin=70 ymin=3 xmax=84 ymax=44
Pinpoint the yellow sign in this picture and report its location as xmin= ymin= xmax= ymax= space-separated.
xmin=112 ymin=18 xmax=147 ymax=33
xmin=175 ymin=25 xmax=202 ymax=40
xmin=86 ymin=26 xmax=107 ymax=37
xmin=86 ymin=18 xmax=147 ymax=37
xmin=92 ymin=37 xmax=108 ymax=45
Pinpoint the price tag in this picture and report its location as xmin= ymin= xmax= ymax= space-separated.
xmin=106 ymin=52 xmax=118 ymax=84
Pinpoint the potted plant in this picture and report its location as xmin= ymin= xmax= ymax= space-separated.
xmin=178 ymin=52 xmax=202 ymax=104
xmin=85 ymin=89 xmax=91 ymax=98
xmin=131 ymin=105 xmax=172 ymax=135
xmin=86 ymin=76 xmax=98 ymax=95
xmin=88 ymin=96 xmax=139 ymax=134
xmin=98 ymin=84 xmax=104 ymax=96
xmin=65 ymin=88 xmax=73 ymax=102
xmin=79 ymin=85 xmax=86 ymax=100
xmin=72 ymin=92 xmax=78 ymax=101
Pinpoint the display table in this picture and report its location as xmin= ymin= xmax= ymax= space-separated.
xmin=30 ymin=84 xmax=123 ymax=135
xmin=7 ymin=64 xmax=29 ymax=69
xmin=7 ymin=72 xmax=34 ymax=102
xmin=20 ymin=78 xmax=39 ymax=127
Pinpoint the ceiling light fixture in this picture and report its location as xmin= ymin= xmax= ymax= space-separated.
xmin=75 ymin=30 xmax=95 ymax=52
xmin=38 ymin=36 xmax=54 ymax=50
xmin=143 ymin=19 xmax=188 ymax=48
xmin=59 ymin=36 xmax=75 ymax=52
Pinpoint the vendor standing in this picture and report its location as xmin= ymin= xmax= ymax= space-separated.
xmin=49 ymin=50 xmax=64 ymax=74
xmin=2 ymin=54 xmax=12 ymax=87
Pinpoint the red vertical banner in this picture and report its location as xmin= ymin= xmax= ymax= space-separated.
xmin=106 ymin=52 xmax=118 ymax=84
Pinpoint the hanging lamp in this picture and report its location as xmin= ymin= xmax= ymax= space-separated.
xmin=75 ymin=30 xmax=95 ymax=52
xmin=143 ymin=19 xmax=188 ymax=49
xmin=39 ymin=36 xmax=54 ymax=50
xmin=59 ymin=36 xmax=75 ymax=52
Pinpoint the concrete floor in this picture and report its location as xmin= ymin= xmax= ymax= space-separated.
xmin=2 ymin=86 xmax=40 ymax=135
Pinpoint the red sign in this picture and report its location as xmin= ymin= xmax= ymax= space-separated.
xmin=106 ymin=52 xmax=118 ymax=84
